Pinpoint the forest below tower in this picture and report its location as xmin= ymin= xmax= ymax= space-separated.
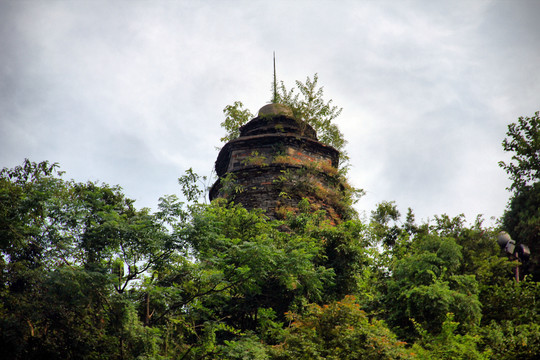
xmin=1 ymin=75 xmax=539 ymax=359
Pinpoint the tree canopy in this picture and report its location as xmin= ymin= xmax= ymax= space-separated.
xmin=2 ymin=106 xmax=540 ymax=358
xmin=499 ymin=111 xmax=540 ymax=191
xmin=2 ymin=158 xmax=539 ymax=359
xmin=500 ymin=110 xmax=540 ymax=281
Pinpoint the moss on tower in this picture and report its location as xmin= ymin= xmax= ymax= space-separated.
xmin=210 ymin=104 xmax=355 ymax=223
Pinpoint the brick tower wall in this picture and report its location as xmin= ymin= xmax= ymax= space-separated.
xmin=210 ymin=110 xmax=343 ymax=223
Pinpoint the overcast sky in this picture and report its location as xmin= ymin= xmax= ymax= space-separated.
xmin=1 ymin=0 xmax=539 ymax=225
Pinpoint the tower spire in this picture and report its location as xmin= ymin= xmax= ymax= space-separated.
xmin=272 ymin=52 xmax=278 ymax=103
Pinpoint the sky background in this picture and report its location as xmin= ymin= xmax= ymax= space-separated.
xmin=1 ymin=0 xmax=539 ymax=225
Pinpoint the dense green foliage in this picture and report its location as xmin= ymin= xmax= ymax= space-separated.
xmin=272 ymin=296 xmax=413 ymax=360
xmin=499 ymin=111 xmax=540 ymax=191
xmin=2 ymin=159 xmax=539 ymax=359
xmin=2 ymin=108 xmax=539 ymax=358
xmin=0 ymin=160 xmax=174 ymax=359
xmin=500 ymin=111 xmax=540 ymax=280
xmin=502 ymin=182 xmax=540 ymax=279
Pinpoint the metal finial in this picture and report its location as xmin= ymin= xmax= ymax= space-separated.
xmin=273 ymin=52 xmax=277 ymax=103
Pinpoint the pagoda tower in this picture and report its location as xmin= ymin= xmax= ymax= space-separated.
xmin=210 ymin=103 xmax=347 ymax=223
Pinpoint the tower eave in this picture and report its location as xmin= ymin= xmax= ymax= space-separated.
xmin=214 ymin=132 xmax=339 ymax=177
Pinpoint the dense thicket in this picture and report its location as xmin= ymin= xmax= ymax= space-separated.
xmin=1 ymin=156 xmax=539 ymax=359
xmin=2 ymin=87 xmax=538 ymax=358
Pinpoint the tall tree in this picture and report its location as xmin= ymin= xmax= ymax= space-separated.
xmin=499 ymin=111 xmax=540 ymax=280
xmin=0 ymin=160 xmax=172 ymax=359
xmin=501 ymin=182 xmax=540 ymax=279
xmin=499 ymin=111 xmax=540 ymax=191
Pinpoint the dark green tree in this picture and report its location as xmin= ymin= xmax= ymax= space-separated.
xmin=0 ymin=160 xmax=173 ymax=359
xmin=501 ymin=182 xmax=540 ymax=279
xmin=479 ymin=277 xmax=540 ymax=359
xmin=499 ymin=111 xmax=540 ymax=191
xmin=383 ymin=232 xmax=483 ymax=339
xmin=412 ymin=314 xmax=490 ymax=360
xmin=499 ymin=111 xmax=540 ymax=280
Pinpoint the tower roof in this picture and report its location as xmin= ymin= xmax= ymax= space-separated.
xmin=258 ymin=103 xmax=294 ymax=117
xmin=211 ymin=101 xmax=343 ymax=223
xmin=239 ymin=103 xmax=317 ymax=140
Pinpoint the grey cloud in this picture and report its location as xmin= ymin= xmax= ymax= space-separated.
xmin=1 ymin=0 xmax=538 ymax=224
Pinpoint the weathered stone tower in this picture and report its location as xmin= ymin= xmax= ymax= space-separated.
xmin=210 ymin=103 xmax=347 ymax=223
